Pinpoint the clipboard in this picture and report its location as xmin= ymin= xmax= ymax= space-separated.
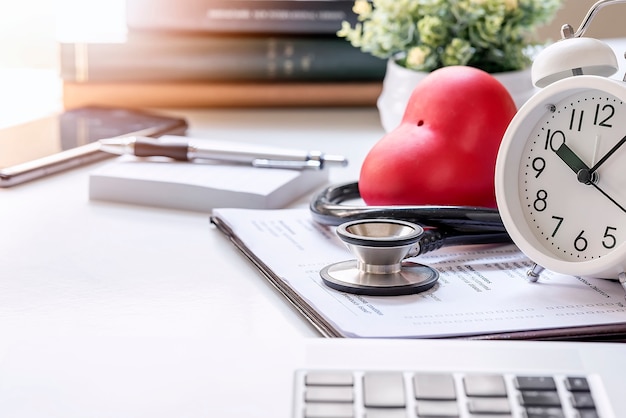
xmin=211 ymin=208 xmax=626 ymax=341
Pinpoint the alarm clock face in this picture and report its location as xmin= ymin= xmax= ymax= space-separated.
xmin=519 ymin=88 xmax=626 ymax=261
xmin=497 ymin=76 xmax=626 ymax=277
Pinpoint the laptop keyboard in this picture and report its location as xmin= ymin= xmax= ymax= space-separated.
xmin=294 ymin=369 xmax=608 ymax=417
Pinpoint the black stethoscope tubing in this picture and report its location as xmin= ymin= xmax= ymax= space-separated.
xmin=309 ymin=181 xmax=512 ymax=256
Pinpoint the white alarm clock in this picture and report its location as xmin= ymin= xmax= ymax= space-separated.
xmin=495 ymin=0 xmax=626 ymax=290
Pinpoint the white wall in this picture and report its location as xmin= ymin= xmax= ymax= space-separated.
xmin=0 ymin=1 xmax=57 ymax=68
xmin=0 ymin=0 xmax=125 ymax=69
xmin=537 ymin=0 xmax=626 ymax=41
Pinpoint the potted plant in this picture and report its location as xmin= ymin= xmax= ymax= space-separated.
xmin=337 ymin=0 xmax=562 ymax=131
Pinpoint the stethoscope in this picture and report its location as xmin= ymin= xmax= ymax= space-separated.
xmin=310 ymin=182 xmax=512 ymax=296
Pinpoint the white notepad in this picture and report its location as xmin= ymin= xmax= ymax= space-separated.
xmin=89 ymin=156 xmax=329 ymax=212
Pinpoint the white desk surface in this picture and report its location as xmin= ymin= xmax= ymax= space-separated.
xmin=0 ymin=107 xmax=385 ymax=340
xmin=4 ymin=38 xmax=626 ymax=414
xmin=5 ymin=39 xmax=626 ymax=342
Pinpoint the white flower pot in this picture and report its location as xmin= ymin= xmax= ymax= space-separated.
xmin=376 ymin=59 xmax=537 ymax=132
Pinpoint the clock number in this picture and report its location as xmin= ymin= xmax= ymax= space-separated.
xmin=531 ymin=157 xmax=545 ymax=178
xmin=544 ymin=129 xmax=565 ymax=152
xmin=569 ymin=108 xmax=584 ymax=131
xmin=533 ymin=190 xmax=548 ymax=212
xmin=551 ymin=216 xmax=564 ymax=237
xmin=603 ymin=226 xmax=617 ymax=249
xmin=574 ymin=230 xmax=588 ymax=252
xmin=594 ymin=103 xmax=614 ymax=128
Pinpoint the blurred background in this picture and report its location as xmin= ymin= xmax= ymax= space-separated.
xmin=2 ymin=0 xmax=625 ymax=71
xmin=0 ymin=0 xmax=125 ymax=69
xmin=0 ymin=0 xmax=125 ymax=126
xmin=1 ymin=0 xmax=625 ymax=127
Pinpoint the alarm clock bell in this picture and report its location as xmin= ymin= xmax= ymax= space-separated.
xmin=531 ymin=0 xmax=623 ymax=88
xmin=532 ymin=36 xmax=618 ymax=88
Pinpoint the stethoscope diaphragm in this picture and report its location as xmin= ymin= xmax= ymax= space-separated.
xmin=320 ymin=219 xmax=439 ymax=296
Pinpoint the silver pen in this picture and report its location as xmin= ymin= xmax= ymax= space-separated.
xmin=98 ymin=136 xmax=348 ymax=169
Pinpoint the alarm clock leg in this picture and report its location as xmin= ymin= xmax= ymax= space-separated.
xmin=618 ymin=272 xmax=626 ymax=293
xmin=526 ymin=263 xmax=544 ymax=282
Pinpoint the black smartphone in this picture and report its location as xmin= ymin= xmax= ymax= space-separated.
xmin=0 ymin=106 xmax=188 ymax=187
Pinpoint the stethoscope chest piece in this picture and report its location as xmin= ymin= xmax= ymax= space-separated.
xmin=320 ymin=219 xmax=439 ymax=296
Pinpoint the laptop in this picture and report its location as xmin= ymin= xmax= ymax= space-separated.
xmin=0 ymin=337 xmax=623 ymax=417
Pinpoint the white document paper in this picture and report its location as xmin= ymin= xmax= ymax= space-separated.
xmin=212 ymin=208 xmax=626 ymax=339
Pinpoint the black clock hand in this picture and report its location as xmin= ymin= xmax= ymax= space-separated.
xmin=589 ymin=134 xmax=626 ymax=174
xmin=554 ymin=143 xmax=597 ymax=183
xmin=555 ymin=143 xmax=589 ymax=174
xmin=555 ymin=143 xmax=625 ymax=211
xmin=590 ymin=183 xmax=626 ymax=213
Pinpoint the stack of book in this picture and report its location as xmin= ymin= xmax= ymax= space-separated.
xmin=59 ymin=0 xmax=387 ymax=109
